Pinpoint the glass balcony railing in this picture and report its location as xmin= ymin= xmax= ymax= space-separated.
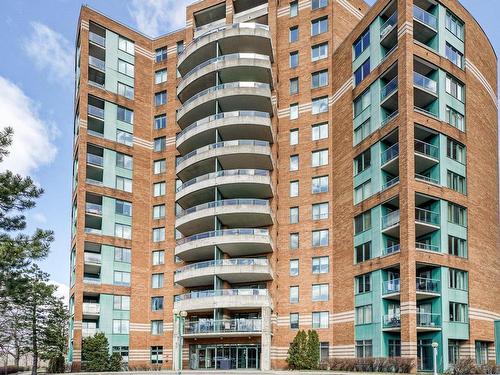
xmin=382 ymin=244 xmax=400 ymax=256
xmin=415 ymin=173 xmax=440 ymax=185
xmin=86 ymin=154 xmax=103 ymax=167
xmin=415 ymin=242 xmax=440 ymax=252
xmin=414 ymin=139 xmax=439 ymax=159
xmin=381 ymin=210 xmax=400 ymax=229
xmin=414 ymin=106 xmax=439 ymax=119
xmin=383 ymin=278 xmax=400 ymax=295
xmin=381 ymin=110 xmax=399 ymax=128
xmin=413 ymin=72 xmax=437 ymax=94
xmin=176 ymin=259 xmax=269 ymax=275
xmin=176 ymin=228 xmax=269 ymax=246
xmin=87 ymin=104 xmax=104 ymax=119
xmin=82 ymin=302 xmax=100 ymax=314
xmin=176 ymin=198 xmax=270 ymax=218
xmin=174 ymin=288 xmax=268 ymax=302
xmin=89 ymin=56 xmax=105 ymax=71
xmin=415 ymin=208 xmax=440 ymax=225
xmin=380 ymin=76 xmax=398 ymax=101
xmin=177 ymin=169 xmax=270 ymax=192
xmin=82 ymin=327 xmax=100 ymax=337
xmin=413 ymin=5 xmax=437 ymax=30
xmin=85 ymin=202 xmax=102 ymax=216
xmin=382 ymin=176 xmax=400 ymax=191
xmin=383 ymin=314 xmax=401 ymax=328
xmin=89 ymin=32 xmax=106 ymax=47
xmin=381 ymin=143 xmax=399 ymax=165
xmin=84 ymin=228 xmax=102 ymax=235
xmin=84 ymin=252 xmax=101 ymax=264
xmin=184 ymin=318 xmax=262 ymax=335
xmin=416 ymin=277 xmax=441 ymax=294
xmin=417 ymin=312 xmax=441 ymax=328
xmin=182 ymin=81 xmax=270 ymax=107
xmin=380 ymin=12 xmax=398 ymax=38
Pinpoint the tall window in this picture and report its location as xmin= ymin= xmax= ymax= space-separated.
xmin=290 ymin=51 xmax=299 ymax=68
xmin=312 ymin=311 xmax=329 ymax=328
xmin=312 ymin=0 xmax=328 ymax=10
xmin=311 ymin=17 xmax=328 ymax=36
xmin=154 ymin=137 xmax=166 ymax=152
xmin=355 ymin=305 xmax=372 ymax=324
xmin=155 ymin=91 xmax=167 ymax=106
xmin=448 ymin=340 xmax=460 ymax=365
xmin=311 ymin=42 xmax=328 ymax=61
xmin=446 ymin=43 xmax=463 ymax=68
xmin=155 ymin=69 xmax=167 ymax=84
xmin=153 ymin=182 xmax=166 ymax=197
xmin=446 ymin=12 xmax=464 ymax=40
xmin=290 ymin=0 xmax=298 ymax=17
xmin=355 ymin=241 xmax=371 ymax=263
xmin=312 ymin=70 xmax=328 ymax=88
xmin=290 ymin=181 xmax=299 ymax=197
xmin=154 ymin=114 xmax=167 ymax=129
xmin=153 ymin=204 xmax=165 ymax=219
xmin=312 ymin=256 xmax=329 ymax=274
xmin=117 ymin=106 xmax=134 ymax=124
xmin=290 ymin=207 xmax=299 ymax=224
xmin=290 ymin=233 xmax=299 ymax=249
xmin=354 ymin=180 xmax=372 ymax=204
xmin=356 ymin=340 xmax=372 ymax=358
xmin=151 ymin=273 xmax=164 ymax=288
xmin=312 ymin=175 xmax=328 ymax=193
xmin=446 ymin=76 xmax=464 ymax=101
xmin=290 ymin=103 xmax=299 ymax=119
xmin=312 ymin=284 xmax=329 ymax=301
xmin=151 ymin=296 xmax=163 ymax=311
xmin=290 ymin=129 xmax=299 ymax=145
xmin=152 ymin=250 xmax=165 ymax=265
xmin=290 ymin=77 xmax=299 ymax=94
xmin=354 ymin=149 xmax=371 ymax=175
xmin=449 ymin=302 xmax=468 ymax=323
xmin=290 ymin=155 xmax=299 ymax=171
xmin=153 ymin=159 xmax=166 ymax=174
xmin=447 ymin=138 xmax=466 ymax=163
xmin=449 ymin=268 xmax=467 ymax=290
xmin=289 ymin=26 xmax=299 ymax=42
xmin=475 ymin=342 xmax=488 ymax=365
xmin=448 ymin=203 xmax=467 ymax=226
xmin=354 ymin=119 xmax=371 ymax=145
xmin=151 ymin=346 xmax=163 ymax=364
xmin=354 ymin=211 xmax=372 ymax=234
xmin=155 ymin=47 xmax=167 ymax=63
xmin=448 ymin=235 xmax=467 ymax=258
xmin=353 ymin=29 xmax=370 ymax=59
xmin=354 ymin=59 xmax=370 ymax=86
xmin=153 ymin=227 xmax=165 ymax=242
xmin=447 ymin=171 xmax=466 ymax=194
xmin=290 ymin=313 xmax=299 ymax=329
xmin=176 ymin=41 xmax=184 ymax=54
xmin=355 ymin=273 xmax=371 ymax=294
xmin=151 ymin=320 xmax=163 ymax=335
xmin=312 ymin=229 xmax=328 ymax=247
xmin=388 ymin=340 xmax=401 ymax=357
xmin=354 ymin=90 xmax=371 ymax=117
xmin=290 ymin=286 xmax=299 ymax=303
xmin=289 ymin=259 xmax=299 ymax=276
xmin=446 ymin=106 xmax=465 ymax=131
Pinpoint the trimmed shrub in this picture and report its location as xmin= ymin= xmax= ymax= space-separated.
xmin=319 ymin=357 xmax=414 ymax=373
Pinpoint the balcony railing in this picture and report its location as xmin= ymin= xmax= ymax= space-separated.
xmin=383 ymin=279 xmax=400 ymax=295
xmin=83 ymin=276 xmax=101 ymax=284
xmin=84 ymin=228 xmax=102 ymax=235
xmin=382 ymin=244 xmax=400 ymax=256
xmin=175 ymin=288 xmax=268 ymax=302
xmin=415 ymin=173 xmax=440 ymax=185
xmin=382 ymin=176 xmax=400 ymax=191
xmin=415 ymin=208 xmax=440 ymax=225
xmin=86 ymin=154 xmax=103 ymax=167
xmin=417 ymin=312 xmax=441 ymax=328
xmin=415 ymin=242 xmax=440 ymax=252
xmin=89 ymin=56 xmax=105 ymax=71
xmin=380 ymin=76 xmax=398 ymax=101
xmin=84 ymin=252 xmax=101 ymax=264
xmin=383 ymin=314 xmax=401 ymax=328
xmin=413 ymin=72 xmax=437 ymax=94
xmin=414 ymin=139 xmax=439 ymax=159
xmin=85 ymin=202 xmax=102 ymax=216
xmin=380 ymin=12 xmax=398 ymax=38
xmin=381 ymin=110 xmax=399 ymax=128
xmin=175 ymin=258 xmax=269 ymax=275
xmin=381 ymin=143 xmax=399 ymax=165
xmin=381 ymin=210 xmax=400 ymax=229
xmin=82 ymin=303 xmax=100 ymax=314
xmin=184 ymin=318 xmax=262 ymax=335
xmin=177 ymin=169 xmax=269 ymax=193
xmin=176 ymin=228 xmax=269 ymax=246
xmin=82 ymin=327 xmax=100 ymax=337
xmin=89 ymin=32 xmax=106 ymax=47
xmin=87 ymin=105 xmax=104 ymax=119
xmin=416 ymin=277 xmax=441 ymax=294
xmin=176 ymin=198 xmax=269 ymax=218
xmin=182 ymin=81 xmax=270 ymax=107
xmin=413 ymin=5 xmax=437 ymax=30
xmin=414 ymin=106 xmax=439 ymax=119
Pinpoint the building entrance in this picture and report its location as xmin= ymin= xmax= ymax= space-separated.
xmin=190 ymin=344 xmax=260 ymax=370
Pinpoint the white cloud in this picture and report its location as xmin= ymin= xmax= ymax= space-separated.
xmin=49 ymin=280 xmax=70 ymax=306
xmin=23 ymin=22 xmax=73 ymax=84
xmin=32 ymin=212 xmax=48 ymax=224
xmin=128 ymin=0 xmax=192 ymax=37
xmin=0 ymin=76 xmax=58 ymax=176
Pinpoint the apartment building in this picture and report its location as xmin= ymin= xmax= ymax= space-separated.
xmin=69 ymin=0 xmax=500 ymax=371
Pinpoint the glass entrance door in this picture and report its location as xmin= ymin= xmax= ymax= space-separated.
xmin=237 ymin=347 xmax=247 ymax=369
xmin=247 ymin=347 xmax=258 ymax=369
xmin=206 ymin=347 xmax=216 ymax=369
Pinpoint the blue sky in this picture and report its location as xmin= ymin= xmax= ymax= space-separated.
xmin=0 ymin=0 xmax=497 ymax=299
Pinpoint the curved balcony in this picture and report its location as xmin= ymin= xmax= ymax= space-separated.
xmin=184 ymin=318 xmax=262 ymax=338
xmin=177 ymin=53 xmax=273 ymax=103
xmin=174 ymin=288 xmax=272 ymax=313
xmin=176 ymin=140 xmax=273 ymax=182
xmin=176 ymin=169 xmax=273 ymax=209
xmin=176 ymin=111 xmax=273 ymax=154
xmin=175 ymin=228 xmax=273 ymax=262
xmin=175 ymin=199 xmax=273 ymax=237
xmin=177 ymin=23 xmax=273 ymax=76
xmin=176 ymin=82 xmax=273 ymax=128
xmin=174 ymin=258 xmax=273 ymax=287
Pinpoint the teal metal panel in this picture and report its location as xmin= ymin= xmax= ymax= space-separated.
xmin=494 ymin=321 xmax=500 ymax=364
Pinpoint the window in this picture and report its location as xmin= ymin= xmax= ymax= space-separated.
xmin=312 ymin=70 xmax=328 ymax=88
xmin=312 ymin=311 xmax=329 ymax=328
xmin=446 ymin=12 xmax=464 ymax=40
xmin=448 ymin=340 xmax=460 ymax=365
xmin=116 ymin=130 xmax=133 ymax=146
xmin=155 ymin=47 xmax=167 ymax=63
xmin=118 ymin=59 xmax=134 ymax=77
xmin=312 ymin=123 xmax=328 ymax=140
xmin=117 ymin=82 xmax=134 ymax=99
xmin=355 ymin=273 xmax=371 ymax=294
xmin=290 ymin=0 xmax=298 ymax=17
xmin=114 ymin=247 xmax=131 ymax=263
xmin=290 ymin=129 xmax=299 ymax=145
xmin=112 ymin=319 xmax=129 ymax=334
xmin=115 ymin=224 xmax=131 ymax=239
xmin=312 ymin=284 xmax=329 ymax=301
xmin=155 ymin=91 xmax=167 ymax=106
xmin=290 ymin=103 xmax=299 ymax=119
xmin=446 ymin=108 xmax=465 ymax=133
xmin=117 ymin=106 xmax=134 ymax=124
xmin=475 ymin=342 xmax=488 ymax=365
xmin=154 ymin=137 xmax=166 ymax=152
xmin=447 ymin=171 xmax=466 ymax=194
xmin=311 ymin=17 xmax=328 ymax=36
xmin=354 ymin=59 xmax=370 ymax=86
xmin=354 ymin=149 xmax=371 ymax=175
xmin=153 ymin=182 xmax=166 ymax=197
xmin=354 ymin=180 xmax=371 ymax=204
xmin=290 ymin=259 xmax=299 ymax=276
xmin=446 ymin=76 xmax=464 ymax=101
xmin=290 ymin=77 xmax=299 ymax=94
xmin=290 ymin=313 xmax=299 ymax=329
xmin=388 ymin=340 xmax=401 ymax=357
xmin=312 ymin=256 xmax=329 ymax=274
xmin=112 ymin=346 xmax=129 ymax=362
xmin=356 ymin=340 xmax=373 ymax=358
xmin=320 ymin=342 xmax=329 ymax=361
xmin=312 ymin=0 xmax=328 ymax=10
xmin=290 ymin=155 xmax=299 ymax=171
xmin=290 ymin=181 xmax=299 ymax=197
xmin=118 ymin=37 xmax=134 ymax=54
xmin=113 ymin=271 xmax=130 ymax=286
xmin=354 ymin=211 xmax=372 ymax=234
xmin=290 ymin=233 xmax=299 ymax=249
xmin=176 ymin=41 xmax=184 ymax=55
xmin=312 ymin=149 xmax=328 ymax=167
xmin=116 ymin=153 xmax=133 ymax=170
xmin=353 ymin=29 xmax=370 ymax=59
xmin=355 ymin=241 xmax=372 ymax=263
xmin=311 ymin=42 xmax=328 ymax=61
xmin=151 ymin=296 xmax=164 ymax=311
xmin=354 ymin=90 xmax=371 ymax=117
xmin=152 ymin=250 xmax=165 ymax=266
xmin=312 ymin=229 xmax=328 ymax=247
xmin=311 ymin=96 xmax=328 ymax=114
xmin=113 ymin=295 xmax=130 ymax=310
xmin=290 ymin=207 xmax=299 ymax=224
xmin=356 ymin=305 xmax=372 ymax=324
xmin=155 ymin=69 xmax=167 ymax=84
xmin=151 ymin=320 xmax=163 ymax=335
xmin=290 ymin=286 xmax=299 ymax=303
xmin=446 ymin=43 xmax=463 ymax=68
xmin=448 ymin=235 xmax=467 ymax=258
xmin=154 ymin=159 xmax=166 ymax=174
xmin=153 ymin=227 xmax=165 ymax=242
xmin=153 ymin=204 xmax=165 ymax=219
xmin=116 ymin=176 xmax=132 ymax=192
xmin=312 ymin=202 xmax=329 ymax=220
xmin=289 ymin=26 xmax=299 ymax=42
xmin=449 ymin=268 xmax=467 ymax=290
xmin=152 ymin=273 xmax=164 ymax=288
xmin=448 ymin=203 xmax=467 ymax=226
xmin=450 ymin=302 xmax=468 ymax=323
xmin=312 ymin=175 xmax=328 ymax=193
xmin=354 ymin=120 xmax=371 ymax=145
xmin=154 ymin=114 xmax=167 ymax=129
xmin=151 ymin=346 xmax=163 ymax=364
xmin=447 ymin=138 xmax=466 ymax=164
xmin=116 ymin=200 xmax=132 ymax=216
xmin=290 ymin=51 xmax=299 ymax=68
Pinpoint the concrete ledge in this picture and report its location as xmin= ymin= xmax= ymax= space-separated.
xmin=174 ymin=292 xmax=272 ymax=312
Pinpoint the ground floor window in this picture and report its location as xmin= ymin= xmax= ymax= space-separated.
xmin=448 ymin=340 xmax=460 ymax=366
xmin=320 ymin=342 xmax=329 ymax=361
xmin=417 ymin=339 xmax=433 ymax=371
xmin=356 ymin=340 xmax=372 ymax=358
xmin=151 ymin=346 xmax=163 ymax=364
xmin=189 ymin=344 xmax=260 ymax=370
xmin=388 ymin=339 xmax=401 ymax=357
xmin=475 ymin=341 xmax=488 ymax=365
xmin=112 ymin=346 xmax=129 ymax=362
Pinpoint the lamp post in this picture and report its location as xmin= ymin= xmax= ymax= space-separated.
xmin=432 ymin=341 xmax=439 ymax=375
xmin=174 ymin=309 xmax=187 ymax=374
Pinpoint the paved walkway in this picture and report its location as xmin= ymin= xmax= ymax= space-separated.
xmin=70 ymin=371 xmax=402 ymax=375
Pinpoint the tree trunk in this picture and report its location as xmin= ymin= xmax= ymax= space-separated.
xmin=31 ymin=304 xmax=37 ymax=375
xmin=14 ymin=343 xmax=20 ymax=369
